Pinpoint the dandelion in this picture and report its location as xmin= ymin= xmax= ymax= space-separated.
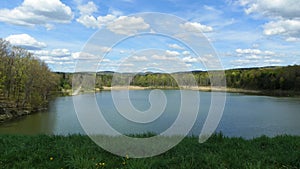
xmin=49 ymin=157 xmax=54 ymax=161
xmin=99 ymin=162 xmax=105 ymax=166
xmin=126 ymin=154 xmax=129 ymax=160
xmin=122 ymin=161 xmax=126 ymax=165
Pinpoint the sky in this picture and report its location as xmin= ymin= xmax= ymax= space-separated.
xmin=0 ymin=0 xmax=299 ymax=72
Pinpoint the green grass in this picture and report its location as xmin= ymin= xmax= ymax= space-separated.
xmin=0 ymin=134 xmax=299 ymax=169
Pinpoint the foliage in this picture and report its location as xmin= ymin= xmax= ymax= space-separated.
xmin=58 ymin=65 xmax=300 ymax=93
xmin=0 ymin=39 xmax=60 ymax=109
xmin=225 ymin=66 xmax=300 ymax=91
xmin=0 ymin=134 xmax=299 ymax=168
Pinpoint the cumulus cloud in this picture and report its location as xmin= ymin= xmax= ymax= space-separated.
xmin=5 ymin=34 xmax=47 ymax=50
xmin=182 ymin=56 xmax=198 ymax=63
xmin=239 ymin=0 xmax=300 ymax=41
xmin=235 ymin=48 xmax=275 ymax=56
xmin=32 ymin=48 xmax=74 ymax=64
xmin=263 ymin=19 xmax=300 ymax=41
xmin=245 ymin=55 xmax=262 ymax=59
xmin=76 ymin=1 xmax=150 ymax=35
xmin=180 ymin=22 xmax=213 ymax=33
xmin=76 ymin=15 xmax=99 ymax=29
xmin=130 ymin=56 xmax=148 ymax=61
xmin=33 ymin=48 xmax=71 ymax=57
xmin=165 ymin=50 xmax=180 ymax=57
xmin=78 ymin=1 xmax=97 ymax=15
xmin=107 ymin=16 xmax=150 ymax=35
xmin=76 ymin=1 xmax=116 ymax=29
xmin=240 ymin=0 xmax=300 ymax=18
xmin=168 ymin=44 xmax=184 ymax=50
xmin=76 ymin=15 xmax=116 ymax=29
xmin=236 ymin=48 xmax=262 ymax=55
xmin=72 ymin=52 xmax=99 ymax=60
xmin=0 ymin=0 xmax=73 ymax=28
xmin=231 ymin=59 xmax=256 ymax=66
xmin=182 ymin=51 xmax=191 ymax=56
xmin=264 ymin=59 xmax=282 ymax=64
xmin=231 ymin=47 xmax=283 ymax=67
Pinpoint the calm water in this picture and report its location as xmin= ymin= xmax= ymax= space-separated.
xmin=0 ymin=90 xmax=300 ymax=139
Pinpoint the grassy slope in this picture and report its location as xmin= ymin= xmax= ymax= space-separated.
xmin=0 ymin=134 xmax=299 ymax=169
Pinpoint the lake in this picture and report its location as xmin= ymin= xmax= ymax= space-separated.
xmin=0 ymin=90 xmax=300 ymax=139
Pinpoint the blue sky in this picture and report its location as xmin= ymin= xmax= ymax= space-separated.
xmin=0 ymin=0 xmax=299 ymax=72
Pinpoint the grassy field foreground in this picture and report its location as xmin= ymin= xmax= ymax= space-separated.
xmin=0 ymin=134 xmax=299 ymax=169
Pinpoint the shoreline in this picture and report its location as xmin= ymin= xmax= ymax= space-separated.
xmin=100 ymin=86 xmax=258 ymax=92
xmin=99 ymin=86 xmax=299 ymax=96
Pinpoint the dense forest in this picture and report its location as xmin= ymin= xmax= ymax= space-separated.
xmin=0 ymin=39 xmax=59 ymax=109
xmin=59 ymin=65 xmax=300 ymax=92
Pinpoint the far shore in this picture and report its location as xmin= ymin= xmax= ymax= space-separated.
xmin=100 ymin=86 xmax=261 ymax=93
xmin=60 ymin=85 xmax=299 ymax=97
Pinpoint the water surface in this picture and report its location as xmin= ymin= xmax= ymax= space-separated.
xmin=1 ymin=90 xmax=299 ymax=139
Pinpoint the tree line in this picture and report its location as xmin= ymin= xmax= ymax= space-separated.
xmin=225 ymin=66 xmax=300 ymax=90
xmin=59 ymin=65 xmax=300 ymax=91
xmin=0 ymin=39 xmax=60 ymax=109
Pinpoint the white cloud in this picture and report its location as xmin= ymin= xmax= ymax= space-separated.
xmin=231 ymin=59 xmax=254 ymax=66
xmin=0 ymin=0 xmax=73 ymax=28
xmin=33 ymin=48 xmax=71 ymax=57
xmin=180 ymin=22 xmax=213 ymax=33
xmin=78 ymin=1 xmax=97 ymax=15
xmin=235 ymin=48 xmax=276 ymax=58
xmin=107 ymin=16 xmax=150 ymax=35
xmin=76 ymin=2 xmax=149 ymax=34
xmin=72 ymin=52 xmax=99 ymax=60
xmin=264 ymin=50 xmax=275 ymax=55
xmin=263 ymin=19 xmax=300 ymax=40
xmin=230 ymin=47 xmax=284 ymax=67
xmin=236 ymin=48 xmax=262 ymax=55
xmin=130 ymin=56 xmax=148 ymax=61
xmin=239 ymin=0 xmax=300 ymax=41
xmin=182 ymin=56 xmax=198 ymax=63
xmin=102 ymin=58 xmax=111 ymax=62
xmin=77 ymin=13 xmax=150 ymax=36
xmin=97 ymin=15 xmax=117 ymax=27
xmin=76 ymin=15 xmax=99 ymax=29
xmin=77 ymin=14 xmax=116 ymax=29
xmin=182 ymin=51 xmax=190 ymax=56
xmin=168 ymin=44 xmax=184 ymax=50
xmin=32 ymin=48 xmax=75 ymax=66
xmin=99 ymin=46 xmax=112 ymax=53
xmin=264 ymin=59 xmax=282 ymax=64
xmin=241 ymin=0 xmax=300 ymax=18
xmin=5 ymin=34 xmax=47 ymax=50
xmin=245 ymin=55 xmax=262 ymax=59
xmin=166 ymin=50 xmax=180 ymax=57
xmin=152 ymin=54 xmax=178 ymax=61
xmin=286 ymin=37 xmax=300 ymax=42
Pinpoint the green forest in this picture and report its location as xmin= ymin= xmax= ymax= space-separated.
xmin=0 ymin=39 xmax=59 ymax=109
